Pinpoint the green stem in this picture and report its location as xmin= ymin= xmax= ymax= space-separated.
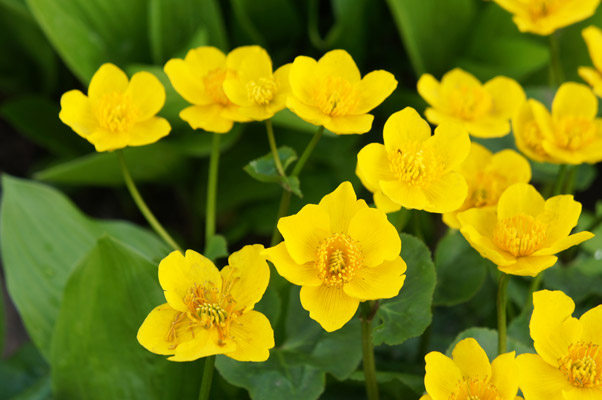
xmin=563 ymin=165 xmax=577 ymax=195
xmin=266 ymin=119 xmax=285 ymax=177
xmin=291 ymin=126 xmax=324 ymax=177
xmin=549 ymin=33 xmax=564 ymax=87
xmin=117 ymin=150 xmax=182 ymax=252
xmin=497 ymin=273 xmax=510 ymax=355
xmin=198 ymin=355 xmax=215 ymax=400
xmin=552 ymin=164 xmax=568 ymax=196
xmin=205 ymin=133 xmax=221 ymax=251
xmin=361 ymin=302 xmax=379 ymax=400
xmin=524 ymin=273 xmax=543 ymax=310
xmin=271 ymin=190 xmax=292 ymax=246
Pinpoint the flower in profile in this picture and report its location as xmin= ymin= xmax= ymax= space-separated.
xmin=263 ymin=182 xmax=406 ymax=332
xmin=222 ymin=45 xmax=290 ymax=121
xmin=579 ymin=26 xmax=602 ymax=97
xmin=422 ymin=338 xmax=519 ymax=400
xmin=59 ymin=63 xmax=170 ymax=152
xmin=491 ymin=0 xmax=600 ymax=35
xmin=417 ymin=68 xmax=525 ymax=138
xmin=137 ymin=245 xmax=274 ymax=362
xmin=458 ymin=183 xmax=593 ymax=277
xmin=443 ymin=143 xmax=531 ymax=229
xmin=512 ymin=99 xmax=559 ymax=164
xmin=356 ymin=107 xmax=471 ymax=214
xmin=287 ymin=49 xmax=397 ymax=134
xmin=517 ymin=290 xmax=602 ymax=399
xmin=164 ymin=46 xmax=250 ymax=133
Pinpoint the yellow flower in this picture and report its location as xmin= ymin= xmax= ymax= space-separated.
xmin=443 ymin=143 xmax=532 ymax=229
xmin=356 ymin=107 xmax=471 ymax=214
xmin=164 ymin=46 xmax=250 ymax=133
xmin=580 ymin=26 xmax=602 ymax=97
xmin=512 ymin=99 xmax=559 ymax=163
xmin=517 ymin=290 xmax=602 ymax=399
xmin=59 ymin=63 xmax=170 ymax=152
xmin=137 ymin=245 xmax=274 ymax=362
xmin=417 ymin=68 xmax=526 ymax=138
xmin=492 ymin=0 xmax=600 ymax=35
xmin=222 ymin=45 xmax=290 ymax=121
xmin=287 ymin=49 xmax=397 ymax=134
xmin=458 ymin=183 xmax=593 ymax=277
xmin=263 ymin=181 xmax=406 ymax=332
xmin=423 ymin=338 xmax=519 ymax=400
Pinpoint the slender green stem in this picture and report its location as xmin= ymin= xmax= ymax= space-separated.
xmin=563 ymin=165 xmax=577 ymax=195
xmin=524 ymin=273 xmax=543 ymax=310
xmin=549 ymin=33 xmax=564 ymax=87
xmin=552 ymin=164 xmax=568 ymax=196
xmin=412 ymin=210 xmax=424 ymax=241
xmin=117 ymin=150 xmax=181 ymax=252
xmin=361 ymin=302 xmax=379 ymax=400
xmin=497 ymin=273 xmax=510 ymax=355
xmin=291 ymin=126 xmax=324 ymax=177
xmin=205 ymin=133 xmax=221 ymax=251
xmin=271 ymin=190 xmax=292 ymax=246
xmin=266 ymin=119 xmax=285 ymax=177
xmin=198 ymin=355 xmax=215 ymax=400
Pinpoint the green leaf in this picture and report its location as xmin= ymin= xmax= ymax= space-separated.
xmin=445 ymin=327 xmax=533 ymax=361
xmin=0 ymin=343 xmax=49 ymax=399
xmin=11 ymin=375 xmax=51 ymax=400
xmin=204 ymin=234 xmax=228 ymax=261
xmin=51 ymin=236 xmax=201 ymax=399
xmin=348 ymin=371 xmax=423 ymax=398
xmin=0 ymin=175 xmax=170 ymax=359
xmin=433 ymin=230 xmax=489 ymax=306
xmin=243 ymin=146 xmax=298 ymax=183
xmin=0 ymin=275 xmax=4 ymax=356
xmin=271 ymin=109 xmax=321 ymax=134
xmin=373 ymin=234 xmax=436 ymax=345
xmin=529 ymin=162 xmax=596 ymax=192
xmin=543 ymin=258 xmax=602 ymax=303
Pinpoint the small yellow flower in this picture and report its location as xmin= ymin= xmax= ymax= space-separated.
xmin=222 ymin=45 xmax=290 ymax=121
xmin=137 ymin=245 xmax=274 ymax=362
xmin=356 ymin=107 xmax=471 ymax=214
xmin=492 ymin=0 xmax=600 ymax=35
xmin=423 ymin=338 xmax=519 ymax=400
xmin=443 ymin=143 xmax=532 ymax=229
xmin=59 ymin=63 xmax=170 ymax=152
xmin=417 ymin=68 xmax=526 ymax=138
xmin=164 ymin=46 xmax=250 ymax=133
xmin=287 ymin=49 xmax=397 ymax=134
xmin=580 ymin=26 xmax=602 ymax=98
xmin=263 ymin=182 xmax=406 ymax=332
xmin=512 ymin=99 xmax=559 ymax=163
xmin=458 ymin=183 xmax=593 ymax=277
xmin=517 ymin=290 xmax=602 ymax=399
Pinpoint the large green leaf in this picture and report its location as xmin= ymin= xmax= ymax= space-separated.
xmin=446 ymin=327 xmax=533 ymax=360
xmin=0 ymin=175 xmax=170 ymax=359
xmin=373 ymin=234 xmax=436 ymax=345
xmin=51 ymin=236 xmax=200 ymax=399
xmin=0 ymin=343 xmax=49 ymax=399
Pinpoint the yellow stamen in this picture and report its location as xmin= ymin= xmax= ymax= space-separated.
xmin=315 ymin=233 xmax=364 ymax=287
xmin=465 ymin=172 xmax=507 ymax=209
xmin=388 ymin=141 xmax=441 ymax=187
xmin=94 ymin=92 xmax=137 ymax=133
xmin=314 ymin=76 xmax=358 ymax=116
xmin=247 ymin=77 xmax=277 ymax=106
xmin=555 ymin=116 xmax=597 ymax=151
xmin=522 ymin=120 xmax=548 ymax=157
xmin=450 ymin=378 xmax=501 ymax=400
xmin=447 ymin=85 xmax=492 ymax=120
xmin=493 ymin=214 xmax=546 ymax=257
xmin=559 ymin=341 xmax=602 ymax=388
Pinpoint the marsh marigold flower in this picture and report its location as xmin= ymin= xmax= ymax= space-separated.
xmin=517 ymin=290 xmax=602 ymax=399
xmin=580 ymin=26 xmax=602 ymax=97
xmin=422 ymin=338 xmax=520 ymax=400
xmin=417 ymin=68 xmax=525 ymax=138
xmin=514 ymin=82 xmax=602 ymax=164
xmin=287 ymin=49 xmax=397 ymax=134
xmin=458 ymin=183 xmax=593 ymax=276
xmin=137 ymin=245 xmax=274 ymax=362
xmin=263 ymin=182 xmax=406 ymax=332
xmin=492 ymin=0 xmax=600 ymax=35
xmin=443 ymin=143 xmax=531 ymax=229
xmin=356 ymin=107 xmax=471 ymax=214
xmin=164 ymin=46 xmax=250 ymax=133
xmin=59 ymin=63 xmax=170 ymax=152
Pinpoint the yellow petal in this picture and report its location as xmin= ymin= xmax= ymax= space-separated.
xmin=59 ymin=90 xmax=98 ymax=138
xmin=531 ymin=98 xmax=555 ymax=142
xmin=442 ymin=211 xmax=461 ymax=230
xmin=417 ymin=73 xmax=441 ymax=108
xmin=179 ymin=104 xmax=234 ymax=133
xmin=354 ymin=70 xmax=397 ymax=114
xmin=164 ymin=58 xmax=209 ymax=105
xmin=383 ymin=107 xmax=432 ymax=153
xmin=465 ymin=118 xmax=511 ymax=138
xmin=137 ymin=303 xmax=180 ymax=355
xmin=583 ymin=26 xmax=602 ymax=73
xmin=127 ymin=117 xmax=171 ymax=147
xmin=579 ymin=305 xmax=602 ymax=344
xmin=420 ymin=396 xmax=432 ymax=400
xmin=483 ymin=76 xmax=526 ymax=119
xmin=343 ymin=257 xmax=406 ymax=300
xmin=278 ymin=204 xmax=330 ymax=265
xmin=516 ymin=353 xmax=572 ymax=400
xmin=88 ymin=128 xmax=128 ymax=152
xmin=422 ymin=172 xmax=468 ymax=213
xmin=170 ymin=326 xmax=235 ymax=361
xmin=317 ymin=49 xmax=360 ymax=82
xmin=457 ymin=142 xmax=492 ymax=178
xmin=126 ymin=71 xmax=165 ymax=120
xmin=226 ymin=310 xmax=274 ymax=362
xmin=424 ymin=351 xmax=463 ymax=400
xmin=286 ymin=95 xmax=329 ymax=127
xmin=325 ymin=114 xmax=374 ymax=135
xmin=88 ymin=63 xmax=129 ymax=102
xmin=488 ymin=149 xmax=532 ymax=185
xmin=498 ymin=255 xmax=558 ymax=277
xmin=441 ymin=68 xmax=482 ymax=91
xmin=347 ymin=207 xmax=401 ymax=266
xmin=374 ymin=191 xmax=402 ymax=213
xmin=356 ymin=143 xmax=396 ymax=192
xmin=289 ymin=55 xmax=318 ymax=104
xmin=299 ymin=285 xmax=359 ymax=332
xmin=380 ymin=180 xmax=428 ymax=211
xmin=563 ymin=386 xmax=602 ymax=400
xmin=263 ymin=242 xmax=321 ymax=286
xmin=513 ymin=100 xmax=551 ymax=163
xmin=490 ymin=351 xmax=519 ymax=400
xmin=497 ymin=183 xmax=545 ymax=220
xmin=552 ymin=82 xmax=598 ymax=120
xmin=222 ymin=244 xmax=270 ymax=311
xmin=159 ymin=250 xmax=221 ymax=312
xmin=184 ymin=46 xmax=227 ymax=78
xmin=270 ymin=63 xmax=292 ymax=111
xmin=451 ymin=338 xmax=492 ymax=380
xmin=534 ymin=232 xmax=594 ymax=257
xmin=426 ymin=122 xmax=470 ymax=170
xmin=578 ymin=67 xmax=602 ymax=98
xmin=491 ymin=0 xmax=524 ymax=15
xmin=226 ymin=45 xmax=272 ymax=81
xmin=318 ymin=181 xmax=367 ymax=233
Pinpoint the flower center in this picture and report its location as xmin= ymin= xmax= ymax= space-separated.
xmin=559 ymin=341 xmax=602 ymax=388
xmin=314 ymin=76 xmax=359 ymax=116
xmin=522 ymin=120 xmax=549 ymax=157
xmin=204 ymin=68 xmax=230 ymax=105
xmin=555 ymin=116 xmax=597 ymax=151
xmin=388 ymin=141 xmax=440 ymax=187
xmin=246 ymin=77 xmax=278 ymax=106
xmin=493 ymin=214 xmax=546 ymax=257
xmin=529 ymin=0 xmax=558 ymax=18
xmin=464 ymin=172 xmax=508 ymax=210
xmin=450 ymin=378 xmax=501 ymax=400
xmin=94 ymin=92 xmax=137 ymax=133
xmin=315 ymin=233 xmax=364 ymax=287
xmin=447 ymin=85 xmax=492 ymax=120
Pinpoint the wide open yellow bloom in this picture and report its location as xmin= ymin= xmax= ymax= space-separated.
xmin=287 ymin=49 xmax=397 ymax=134
xmin=580 ymin=26 xmax=602 ymax=98
xmin=356 ymin=107 xmax=470 ymax=214
xmin=458 ymin=183 xmax=593 ymax=276
xmin=443 ymin=143 xmax=531 ymax=229
xmin=59 ymin=63 xmax=170 ymax=152
xmin=423 ymin=338 xmax=519 ymax=400
xmin=222 ymin=45 xmax=290 ymax=121
xmin=417 ymin=68 xmax=525 ymax=138
xmin=263 ymin=181 xmax=406 ymax=332
xmin=164 ymin=46 xmax=250 ymax=133
xmin=137 ymin=245 xmax=274 ymax=362
xmin=517 ymin=290 xmax=602 ymax=399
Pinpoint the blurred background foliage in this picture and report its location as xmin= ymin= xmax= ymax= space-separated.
xmin=1 ymin=0 xmax=602 ymax=399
